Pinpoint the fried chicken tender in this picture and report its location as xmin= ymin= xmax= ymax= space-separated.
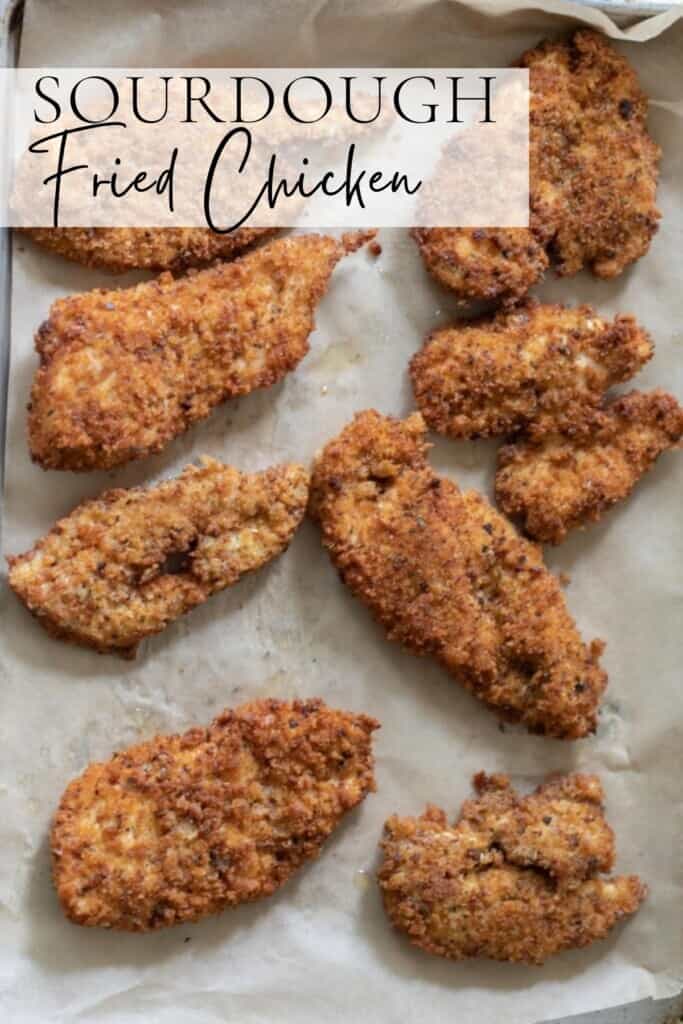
xmin=410 ymin=302 xmax=653 ymax=440
xmin=309 ymin=410 xmax=606 ymax=738
xmin=51 ymin=698 xmax=379 ymax=930
xmin=22 ymin=227 xmax=277 ymax=273
xmin=8 ymin=457 xmax=309 ymax=657
xmin=412 ymin=227 xmax=550 ymax=305
xmin=378 ymin=772 xmax=646 ymax=965
xmin=496 ymin=389 xmax=683 ymax=544
xmin=29 ymin=232 xmax=370 ymax=471
xmin=414 ymin=31 xmax=661 ymax=302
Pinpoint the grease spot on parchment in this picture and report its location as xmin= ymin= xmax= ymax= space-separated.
xmin=309 ymin=339 xmax=364 ymax=379
xmin=353 ymin=868 xmax=371 ymax=892
xmin=238 ymin=669 xmax=293 ymax=700
xmin=129 ymin=705 xmax=170 ymax=738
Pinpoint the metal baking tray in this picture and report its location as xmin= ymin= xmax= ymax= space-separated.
xmin=0 ymin=0 xmax=20 ymax=526
xmin=0 ymin=0 xmax=680 ymax=1021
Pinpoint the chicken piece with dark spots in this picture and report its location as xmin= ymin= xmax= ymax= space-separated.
xmin=309 ymin=409 xmax=606 ymax=738
xmin=8 ymin=457 xmax=309 ymax=657
xmin=414 ymin=31 xmax=660 ymax=303
xmin=29 ymin=231 xmax=373 ymax=471
xmin=410 ymin=301 xmax=652 ymax=440
xmin=52 ymin=698 xmax=378 ymax=930
xmin=379 ymin=772 xmax=645 ymax=964
xmin=23 ymin=226 xmax=276 ymax=273
xmin=496 ymin=389 xmax=683 ymax=543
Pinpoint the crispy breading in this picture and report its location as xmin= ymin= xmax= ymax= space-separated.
xmin=378 ymin=772 xmax=646 ymax=965
xmin=410 ymin=302 xmax=653 ymax=440
xmin=51 ymin=698 xmax=379 ymax=931
xmin=29 ymin=232 xmax=371 ymax=471
xmin=309 ymin=410 xmax=606 ymax=738
xmin=8 ymin=457 xmax=309 ymax=657
xmin=414 ymin=31 xmax=661 ymax=302
xmin=412 ymin=227 xmax=549 ymax=305
xmin=496 ymin=389 xmax=683 ymax=544
xmin=22 ymin=227 xmax=277 ymax=273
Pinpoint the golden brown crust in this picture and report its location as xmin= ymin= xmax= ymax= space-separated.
xmin=309 ymin=410 xmax=606 ymax=738
xmin=496 ymin=389 xmax=683 ymax=544
xmin=51 ymin=698 xmax=379 ymax=931
xmin=8 ymin=457 xmax=309 ymax=657
xmin=410 ymin=302 xmax=653 ymax=440
xmin=412 ymin=227 xmax=549 ymax=305
xmin=378 ymin=772 xmax=646 ymax=965
xmin=23 ymin=227 xmax=277 ymax=273
xmin=414 ymin=31 xmax=661 ymax=302
xmin=29 ymin=231 xmax=371 ymax=472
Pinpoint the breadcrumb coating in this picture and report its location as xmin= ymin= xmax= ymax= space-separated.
xmin=309 ymin=410 xmax=606 ymax=738
xmin=496 ymin=389 xmax=683 ymax=544
xmin=29 ymin=231 xmax=372 ymax=471
xmin=51 ymin=698 xmax=379 ymax=931
xmin=412 ymin=227 xmax=549 ymax=305
xmin=410 ymin=302 xmax=653 ymax=440
xmin=379 ymin=772 xmax=646 ymax=965
xmin=8 ymin=457 xmax=309 ymax=657
xmin=414 ymin=31 xmax=660 ymax=302
xmin=22 ymin=227 xmax=276 ymax=273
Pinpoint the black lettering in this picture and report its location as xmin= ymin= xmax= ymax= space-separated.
xmin=34 ymin=75 xmax=61 ymax=124
xmin=204 ymin=126 xmax=253 ymax=231
xmin=232 ymin=77 xmax=275 ymax=123
xmin=283 ymin=76 xmax=332 ymax=124
xmin=28 ymin=123 xmax=124 ymax=226
xmin=394 ymin=76 xmax=436 ymax=124
xmin=448 ymin=76 xmax=496 ymax=123
xmin=70 ymin=75 xmax=119 ymax=124
xmin=342 ymin=75 xmax=384 ymax=124
xmin=182 ymin=75 xmax=223 ymax=123
xmin=129 ymin=75 xmax=171 ymax=124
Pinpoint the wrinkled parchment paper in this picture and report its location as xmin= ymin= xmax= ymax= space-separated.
xmin=1 ymin=2 xmax=682 ymax=1022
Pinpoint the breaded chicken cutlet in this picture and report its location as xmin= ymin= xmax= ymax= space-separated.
xmin=309 ymin=410 xmax=606 ymax=738
xmin=414 ymin=31 xmax=661 ymax=303
xmin=413 ymin=227 xmax=549 ymax=306
xmin=496 ymin=389 xmax=683 ymax=544
xmin=51 ymin=698 xmax=379 ymax=930
xmin=8 ymin=457 xmax=309 ymax=657
xmin=410 ymin=302 xmax=653 ymax=440
xmin=378 ymin=772 xmax=646 ymax=965
xmin=29 ymin=231 xmax=372 ymax=472
xmin=22 ymin=227 xmax=277 ymax=273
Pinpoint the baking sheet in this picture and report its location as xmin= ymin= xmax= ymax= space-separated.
xmin=1 ymin=2 xmax=682 ymax=1023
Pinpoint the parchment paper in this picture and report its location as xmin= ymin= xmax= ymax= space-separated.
xmin=1 ymin=2 xmax=682 ymax=1022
